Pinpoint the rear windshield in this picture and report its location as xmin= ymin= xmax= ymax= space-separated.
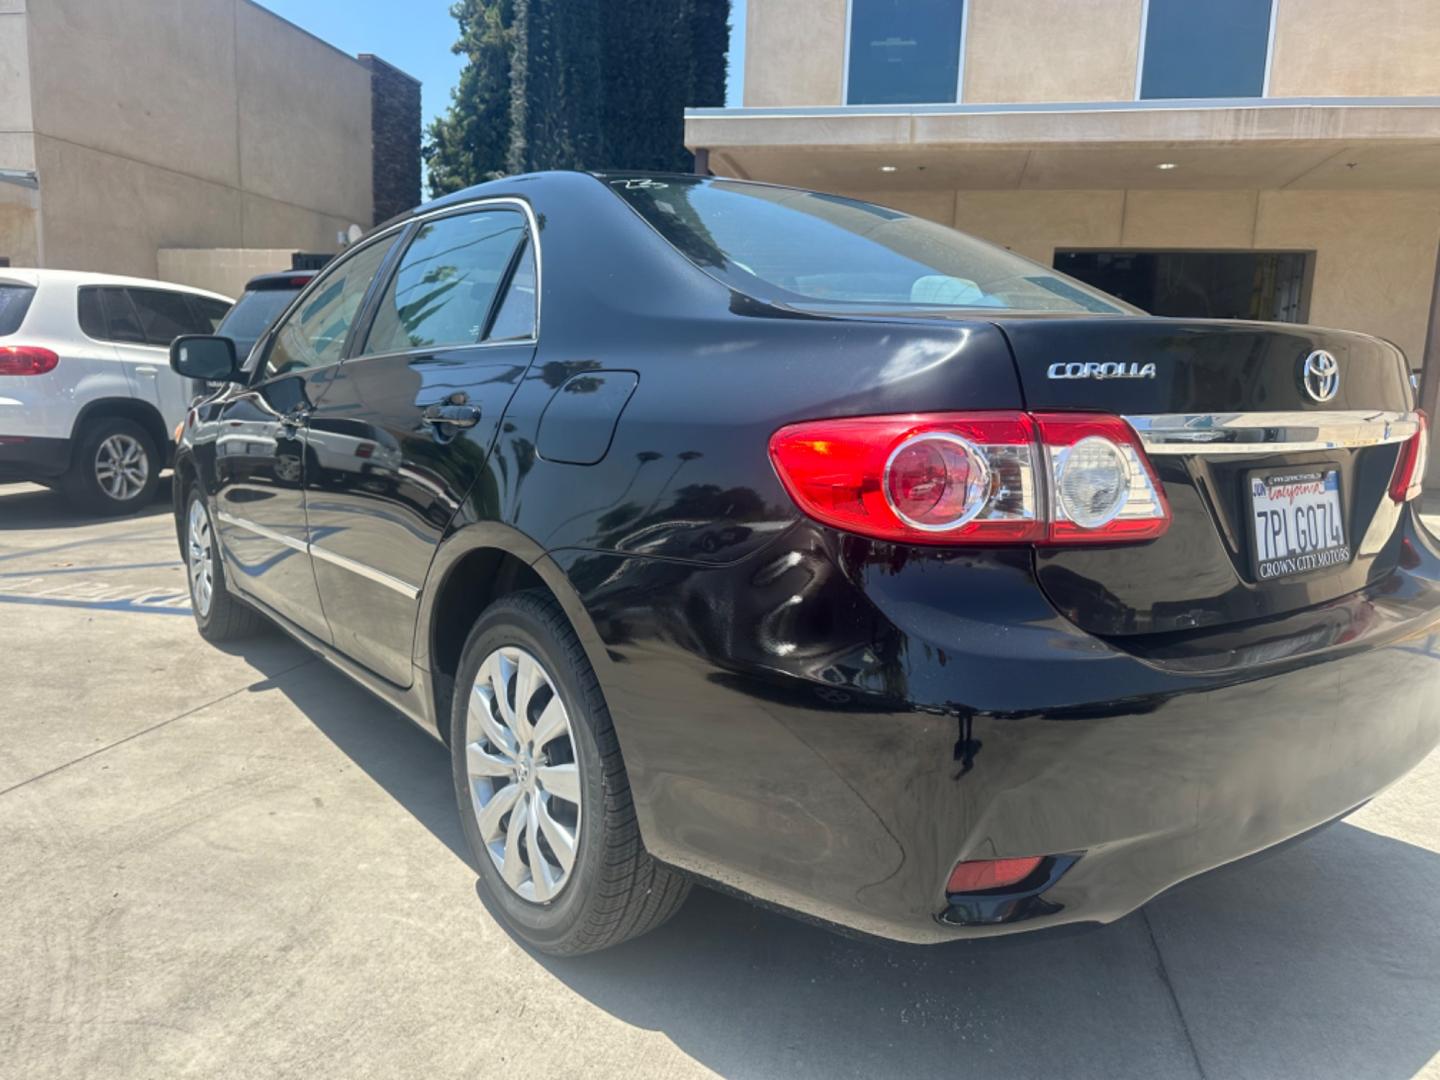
xmin=217 ymin=287 xmax=301 ymax=358
xmin=0 ymin=284 xmax=36 ymax=336
xmin=608 ymin=177 xmax=1128 ymax=315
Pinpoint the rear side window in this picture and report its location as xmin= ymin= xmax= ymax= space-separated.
xmin=0 ymin=284 xmax=35 ymax=336
xmin=78 ymin=287 xmax=228 ymax=345
xmin=486 ymin=239 xmax=537 ymax=342
xmin=362 ymin=209 xmax=529 ymax=356
xmin=190 ymin=296 xmax=232 ymax=333
xmin=78 ymin=287 xmax=147 ymax=344
xmin=129 ymin=289 xmax=204 ymax=346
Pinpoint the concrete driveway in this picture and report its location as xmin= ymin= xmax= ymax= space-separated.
xmin=2 ymin=479 xmax=1438 ymax=1080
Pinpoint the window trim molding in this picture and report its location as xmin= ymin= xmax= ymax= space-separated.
xmin=353 ymin=199 xmax=540 ymax=361
xmin=1135 ymin=0 xmax=1279 ymax=101
xmin=248 ymin=194 xmax=542 ymax=386
xmin=842 ymin=0 xmax=972 ymax=107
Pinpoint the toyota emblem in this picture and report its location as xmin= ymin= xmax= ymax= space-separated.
xmin=1302 ymin=350 xmax=1339 ymax=403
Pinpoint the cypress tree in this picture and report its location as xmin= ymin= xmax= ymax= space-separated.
xmin=424 ymin=0 xmax=517 ymax=197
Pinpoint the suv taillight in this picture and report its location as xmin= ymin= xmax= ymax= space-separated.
xmin=0 ymin=346 xmax=59 ymax=376
xmin=1389 ymin=410 xmax=1428 ymax=503
xmin=768 ymin=411 xmax=1170 ymax=546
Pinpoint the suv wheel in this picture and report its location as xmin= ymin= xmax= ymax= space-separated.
xmin=185 ymin=487 xmax=264 ymax=641
xmin=63 ymin=418 xmax=160 ymax=516
xmin=451 ymin=590 xmax=691 ymax=955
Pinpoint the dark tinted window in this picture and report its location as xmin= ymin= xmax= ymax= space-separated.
xmin=1055 ymin=250 xmax=1310 ymax=322
xmin=191 ymin=296 xmax=232 ymax=333
xmin=1140 ymin=0 xmax=1272 ymax=99
xmin=80 ymin=287 xmax=147 ymax=344
xmin=264 ymin=236 xmax=396 ymax=379
xmin=363 ymin=210 xmax=528 ymax=355
xmin=221 ymin=287 xmax=303 ymax=365
xmin=611 ymin=178 xmax=1126 ymax=314
xmin=0 ymin=284 xmax=35 ymax=336
xmin=130 ymin=289 xmax=203 ymax=346
xmin=485 ymin=239 xmax=537 ymax=341
xmin=847 ymin=0 xmax=964 ymax=105
xmin=77 ymin=288 xmax=104 ymax=339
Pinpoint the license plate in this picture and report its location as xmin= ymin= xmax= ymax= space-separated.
xmin=1249 ymin=468 xmax=1349 ymax=581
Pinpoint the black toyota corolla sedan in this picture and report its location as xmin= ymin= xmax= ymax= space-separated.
xmin=168 ymin=170 xmax=1440 ymax=954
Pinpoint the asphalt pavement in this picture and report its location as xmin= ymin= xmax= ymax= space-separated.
xmin=2 ymin=479 xmax=1438 ymax=1080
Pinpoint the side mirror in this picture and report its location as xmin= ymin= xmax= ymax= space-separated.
xmin=170 ymin=335 xmax=240 ymax=383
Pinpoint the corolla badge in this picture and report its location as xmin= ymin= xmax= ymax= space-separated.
xmin=1302 ymin=350 xmax=1340 ymax=403
xmin=1047 ymin=361 xmax=1157 ymax=380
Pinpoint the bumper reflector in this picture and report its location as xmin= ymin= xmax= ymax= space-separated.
xmin=946 ymin=856 xmax=1045 ymax=894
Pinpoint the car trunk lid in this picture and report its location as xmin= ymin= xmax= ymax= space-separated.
xmin=993 ymin=317 xmax=1420 ymax=637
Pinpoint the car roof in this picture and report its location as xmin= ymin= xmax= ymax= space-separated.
xmin=390 ymin=170 xmax=781 ymax=233
xmin=0 ymin=267 xmax=232 ymax=303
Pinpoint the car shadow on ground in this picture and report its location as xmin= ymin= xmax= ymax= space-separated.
xmin=254 ymin=647 xmax=1440 ymax=1080
xmin=0 ymin=479 xmax=173 ymax=531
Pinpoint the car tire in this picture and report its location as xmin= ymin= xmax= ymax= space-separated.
xmin=451 ymin=590 xmax=691 ymax=955
xmin=62 ymin=417 xmax=161 ymax=516
xmin=184 ymin=485 xmax=264 ymax=642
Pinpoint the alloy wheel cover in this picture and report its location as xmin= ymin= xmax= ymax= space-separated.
xmin=465 ymin=646 xmax=582 ymax=903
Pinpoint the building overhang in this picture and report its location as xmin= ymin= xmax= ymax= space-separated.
xmin=683 ymin=97 xmax=1440 ymax=191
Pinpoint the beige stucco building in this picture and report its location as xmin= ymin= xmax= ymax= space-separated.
xmin=0 ymin=0 xmax=419 ymax=296
xmin=686 ymin=0 xmax=1440 ymax=444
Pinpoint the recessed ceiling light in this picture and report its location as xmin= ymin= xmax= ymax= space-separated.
xmin=1155 ymin=162 xmax=1178 ymax=170
xmin=879 ymin=165 xmax=898 ymax=173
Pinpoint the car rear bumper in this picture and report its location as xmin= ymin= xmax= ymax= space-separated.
xmin=0 ymin=436 xmax=70 ymax=481
xmin=553 ymin=514 xmax=1440 ymax=944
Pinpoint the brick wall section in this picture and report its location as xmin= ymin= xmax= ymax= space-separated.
xmin=360 ymin=55 xmax=421 ymax=225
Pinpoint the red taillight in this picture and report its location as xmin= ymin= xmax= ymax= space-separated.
xmin=946 ymin=856 xmax=1044 ymax=893
xmin=768 ymin=412 xmax=1040 ymax=544
xmin=769 ymin=410 xmax=1169 ymax=546
xmin=0 ymin=346 xmax=59 ymax=376
xmin=1389 ymin=410 xmax=1428 ymax=503
xmin=1033 ymin=413 xmax=1171 ymax=543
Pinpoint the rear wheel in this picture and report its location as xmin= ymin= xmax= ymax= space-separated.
xmin=185 ymin=487 xmax=263 ymax=641
xmin=451 ymin=590 xmax=691 ymax=955
xmin=62 ymin=418 xmax=160 ymax=516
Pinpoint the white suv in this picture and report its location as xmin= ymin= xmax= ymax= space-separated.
xmin=0 ymin=269 xmax=232 ymax=514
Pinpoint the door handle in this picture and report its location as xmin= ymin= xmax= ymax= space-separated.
xmin=422 ymin=403 xmax=482 ymax=429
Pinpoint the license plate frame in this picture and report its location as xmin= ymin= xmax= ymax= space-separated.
xmin=1246 ymin=465 xmax=1351 ymax=582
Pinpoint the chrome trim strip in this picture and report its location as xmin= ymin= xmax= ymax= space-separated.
xmin=1124 ymin=410 xmax=1421 ymax=455
xmin=215 ymin=510 xmax=421 ymax=599
xmin=309 ymin=543 xmax=421 ymax=600
xmin=215 ymin=509 xmax=308 ymax=553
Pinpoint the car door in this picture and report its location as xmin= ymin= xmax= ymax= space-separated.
xmin=208 ymin=235 xmax=399 ymax=639
xmin=304 ymin=203 xmax=539 ymax=686
xmin=97 ymin=288 xmax=207 ymax=429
